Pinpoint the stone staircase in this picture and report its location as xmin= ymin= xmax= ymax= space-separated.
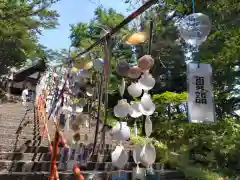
xmin=0 ymin=102 xmax=185 ymax=180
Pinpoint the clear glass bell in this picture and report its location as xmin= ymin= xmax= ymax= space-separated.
xmin=179 ymin=13 xmax=211 ymax=46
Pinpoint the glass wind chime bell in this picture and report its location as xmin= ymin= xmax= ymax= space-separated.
xmin=179 ymin=13 xmax=211 ymax=47
xmin=111 ymin=77 xmax=130 ymax=170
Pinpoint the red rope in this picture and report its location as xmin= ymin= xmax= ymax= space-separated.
xmin=49 ymin=130 xmax=59 ymax=180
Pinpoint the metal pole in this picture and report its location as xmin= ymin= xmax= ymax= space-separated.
xmin=142 ymin=20 xmax=154 ymax=136
xmin=101 ymin=35 xmax=112 ymax=152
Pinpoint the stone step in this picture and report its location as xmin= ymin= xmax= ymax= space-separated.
xmin=0 ymin=131 xmax=117 ymax=148
xmin=0 ymin=137 xmax=42 ymax=147
xmin=0 ymin=135 xmax=126 ymax=152
xmin=0 ymin=133 xmax=41 ymax=140
xmin=0 ymin=160 xmax=164 ymax=172
xmin=0 ymin=115 xmax=33 ymax=121
xmin=0 ymin=123 xmax=36 ymax=131
xmin=0 ymin=112 xmax=34 ymax=118
xmin=0 ymin=145 xmax=50 ymax=153
xmin=0 ymin=137 xmax=116 ymax=149
xmin=0 ymin=170 xmax=186 ymax=180
xmin=2 ymin=128 xmax=40 ymax=136
xmin=0 ymin=132 xmax=101 ymax=141
xmin=0 ymin=143 xmax=127 ymax=159
xmin=0 ymin=151 xmax=122 ymax=162
xmin=0 ymin=152 xmax=51 ymax=161
xmin=0 ymin=141 xmax=129 ymax=153
xmin=0 ymin=122 xmax=108 ymax=136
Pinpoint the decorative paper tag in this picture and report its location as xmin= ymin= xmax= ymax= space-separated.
xmin=187 ymin=63 xmax=215 ymax=123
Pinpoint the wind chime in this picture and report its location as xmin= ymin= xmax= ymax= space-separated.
xmin=36 ymin=48 xmax=108 ymax=180
xmin=178 ymin=1 xmax=214 ymax=123
xmin=36 ymin=61 xmax=88 ymax=180
xmin=111 ymin=20 xmax=157 ymax=179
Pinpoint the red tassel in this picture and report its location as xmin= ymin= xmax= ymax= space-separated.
xmin=73 ymin=163 xmax=84 ymax=180
xmin=49 ymin=145 xmax=53 ymax=153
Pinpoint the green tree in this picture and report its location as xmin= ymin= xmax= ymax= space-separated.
xmin=70 ymin=7 xmax=135 ymax=61
xmin=0 ymin=0 xmax=59 ymax=74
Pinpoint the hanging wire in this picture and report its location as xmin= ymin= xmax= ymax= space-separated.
xmin=191 ymin=0 xmax=200 ymax=68
xmin=91 ymin=72 xmax=104 ymax=157
xmin=191 ymin=0 xmax=195 ymax=13
xmin=148 ymin=19 xmax=154 ymax=55
xmin=141 ymin=20 xmax=154 ymax=136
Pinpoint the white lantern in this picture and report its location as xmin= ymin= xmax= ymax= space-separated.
xmin=140 ymin=143 xmax=156 ymax=168
xmin=145 ymin=116 xmax=152 ymax=137
xmin=139 ymin=93 xmax=156 ymax=116
xmin=112 ymin=121 xmax=130 ymax=141
xmin=111 ymin=145 xmax=128 ymax=169
xmin=133 ymin=144 xmax=143 ymax=178
xmin=129 ymin=102 xmax=142 ymax=118
xmin=138 ymin=55 xmax=154 ymax=71
xmin=127 ymin=83 xmax=142 ymax=97
xmin=138 ymin=73 xmax=155 ymax=91
xmin=133 ymin=144 xmax=142 ymax=164
xmin=119 ymin=78 xmax=126 ymax=97
xmin=128 ymin=66 xmax=142 ymax=79
xmin=113 ymin=99 xmax=131 ymax=118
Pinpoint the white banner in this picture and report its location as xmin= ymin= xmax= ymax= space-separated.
xmin=187 ymin=63 xmax=215 ymax=123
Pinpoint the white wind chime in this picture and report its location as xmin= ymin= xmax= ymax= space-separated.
xmin=111 ymin=54 xmax=156 ymax=176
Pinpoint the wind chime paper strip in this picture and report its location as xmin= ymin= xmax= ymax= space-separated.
xmin=187 ymin=63 xmax=215 ymax=123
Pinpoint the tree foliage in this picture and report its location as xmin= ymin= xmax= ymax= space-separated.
xmin=70 ymin=7 xmax=136 ymax=93
xmin=0 ymin=0 xmax=59 ymax=74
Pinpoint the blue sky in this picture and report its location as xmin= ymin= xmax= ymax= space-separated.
xmin=39 ymin=0 xmax=129 ymax=51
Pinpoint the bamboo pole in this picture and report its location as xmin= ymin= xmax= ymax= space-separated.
xmin=49 ymin=129 xmax=59 ymax=180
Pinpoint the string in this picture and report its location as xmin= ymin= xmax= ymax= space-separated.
xmin=101 ymin=36 xmax=111 ymax=152
xmin=142 ymin=20 xmax=154 ymax=136
xmin=191 ymin=0 xmax=200 ymax=68
xmin=91 ymin=72 xmax=104 ymax=157
xmin=191 ymin=0 xmax=195 ymax=13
